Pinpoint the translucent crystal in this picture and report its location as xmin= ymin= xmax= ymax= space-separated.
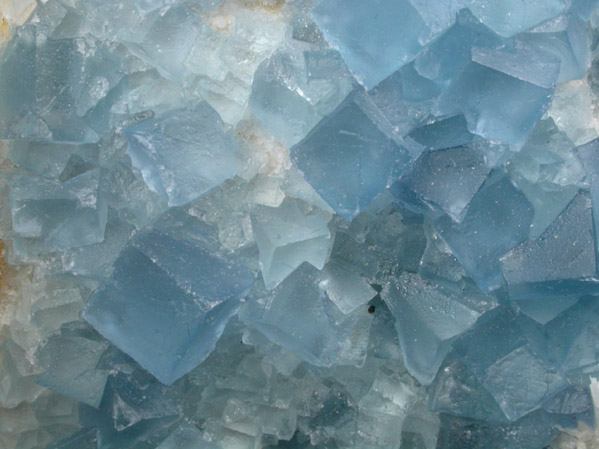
xmin=250 ymin=45 xmax=354 ymax=147
xmin=520 ymin=14 xmax=591 ymax=83
xmin=466 ymin=0 xmax=569 ymax=37
xmin=124 ymin=102 xmax=244 ymax=207
xmin=250 ymin=198 xmax=332 ymax=289
xmin=452 ymin=307 xmax=566 ymax=421
xmin=10 ymin=169 xmax=107 ymax=253
xmin=84 ymin=229 xmax=254 ymax=384
xmin=292 ymin=92 xmax=423 ymax=220
xmin=0 ymin=28 xmax=124 ymax=142
xmin=436 ymin=41 xmax=560 ymax=148
xmin=383 ymin=273 xmax=497 ymax=384
xmin=1 ymin=0 xmax=598 ymax=448
xmin=311 ymin=0 xmax=462 ymax=89
xmin=395 ymin=144 xmax=491 ymax=222
xmin=434 ymin=172 xmax=534 ymax=292
xmin=500 ymin=191 xmax=597 ymax=298
xmin=508 ymin=119 xmax=582 ymax=238
xmin=240 ymin=263 xmax=370 ymax=367
xmin=156 ymin=424 xmax=218 ymax=449
xmin=36 ymin=332 xmax=110 ymax=408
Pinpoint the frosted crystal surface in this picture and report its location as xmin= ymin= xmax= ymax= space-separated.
xmin=383 ymin=273 xmax=497 ymax=384
xmin=36 ymin=332 xmax=110 ymax=408
xmin=292 ymin=92 xmax=422 ymax=220
xmin=467 ymin=0 xmax=569 ymax=37
xmin=0 ymin=0 xmax=598 ymax=448
xmin=436 ymin=41 xmax=560 ymax=148
xmin=501 ymin=191 xmax=597 ymax=298
xmin=434 ymin=172 xmax=534 ymax=292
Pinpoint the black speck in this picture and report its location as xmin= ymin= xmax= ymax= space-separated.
xmin=368 ymin=305 xmax=376 ymax=314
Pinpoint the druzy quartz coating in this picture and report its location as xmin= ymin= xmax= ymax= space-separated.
xmin=2 ymin=0 xmax=599 ymax=449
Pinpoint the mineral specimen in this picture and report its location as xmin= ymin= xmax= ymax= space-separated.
xmin=1 ymin=0 xmax=599 ymax=449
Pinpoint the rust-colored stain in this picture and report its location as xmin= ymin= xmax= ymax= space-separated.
xmin=0 ymin=17 xmax=10 ymax=43
xmin=0 ymin=240 xmax=16 ymax=317
xmin=242 ymin=0 xmax=285 ymax=13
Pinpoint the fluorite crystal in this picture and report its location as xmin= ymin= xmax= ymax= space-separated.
xmin=2 ymin=1 xmax=599 ymax=449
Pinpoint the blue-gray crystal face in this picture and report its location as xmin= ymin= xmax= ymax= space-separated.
xmin=291 ymin=92 xmax=422 ymax=220
xmin=83 ymin=229 xmax=254 ymax=384
xmin=10 ymin=169 xmax=108 ymax=254
xmin=2 ymin=0 xmax=599 ymax=448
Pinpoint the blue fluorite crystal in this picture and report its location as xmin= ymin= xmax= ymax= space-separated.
xmin=433 ymin=172 xmax=534 ymax=292
xmin=292 ymin=92 xmax=423 ymax=220
xmin=383 ymin=273 xmax=497 ymax=384
xmin=311 ymin=0 xmax=462 ymax=89
xmin=10 ymin=169 xmax=107 ymax=254
xmin=1 ymin=0 xmax=599 ymax=448
xmin=124 ymin=102 xmax=244 ymax=207
xmin=83 ymin=229 xmax=254 ymax=384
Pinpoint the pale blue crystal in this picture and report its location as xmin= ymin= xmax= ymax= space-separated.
xmin=515 ymin=296 xmax=580 ymax=325
xmin=436 ymin=41 xmax=560 ymax=148
xmin=384 ymin=273 xmax=496 ymax=384
xmin=466 ymin=0 xmax=569 ymax=37
xmin=500 ymin=191 xmax=597 ymax=298
xmin=414 ymin=9 xmax=504 ymax=87
xmin=10 ymin=169 xmax=107 ymax=253
xmin=250 ymin=45 xmax=354 ymax=147
xmin=83 ymin=229 xmax=254 ymax=384
xmin=520 ymin=14 xmax=591 ymax=83
xmin=36 ymin=333 xmax=110 ymax=408
xmin=124 ymin=102 xmax=244 ymax=207
xmin=125 ymin=6 xmax=200 ymax=83
xmin=156 ymin=424 xmax=218 ymax=449
xmin=434 ymin=172 xmax=534 ymax=292
xmin=429 ymin=353 xmax=508 ymax=423
xmin=395 ymin=144 xmax=491 ymax=222
xmin=576 ymin=138 xmax=599 ymax=252
xmin=311 ymin=0 xmax=463 ymax=89
xmin=546 ymin=295 xmax=599 ymax=374
xmin=240 ymin=263 xmax=367 ymax=367
xmin=292 ymin=92 xmax=423 ymax=220
xmin=453 ymin=307 xmax=566 ymax=421
xmin=8 ymin=141 xmax=99 ymax=179
xmin=0 ymin=28 xmax=124 ymax=142
xmin=1 ymin=0 xmax=598 ymax=447
xmin=508 ymin=119 xmax=581 ymax=239
xmin=47 ymin=429 xmax=97 ymax=449
xmin=250 ymin=198 xmax=331 ymax=289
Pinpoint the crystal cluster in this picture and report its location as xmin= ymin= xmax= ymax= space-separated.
xmin=1 ymin=0 xmax=599 ymax=448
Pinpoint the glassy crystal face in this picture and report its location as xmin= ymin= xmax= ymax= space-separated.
xmin=1 ymin=0 xmax=599 ymax=449
xmin=124 ymin=102 xmax=244 ymax=207
xmin=83 ymin=229 xmax=254 ymax=384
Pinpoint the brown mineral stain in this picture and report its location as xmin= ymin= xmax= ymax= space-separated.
xmin=0 ymin=16 xmax=10 ymax=44
xmin=242 ymin=0 xmax=285 ymax=13
xmin=0 ymin=241 xmax=16 ymax=317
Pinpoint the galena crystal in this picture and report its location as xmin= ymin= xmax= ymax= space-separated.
xmin=2 ymin=0 xmax=599 ymax=449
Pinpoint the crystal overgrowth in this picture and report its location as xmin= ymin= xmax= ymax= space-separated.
xmin=2 ymin=1 xmax=599 ymax=449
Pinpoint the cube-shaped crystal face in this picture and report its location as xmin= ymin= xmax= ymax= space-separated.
xmin=2 ymin=0 xmax=599 ymax=448
xmin=292 ymin=92 xmax=420 ymax=220
xmin=84 ymin=229 xmax=254 ymax=385
xmin=124 ymin=102 xmax=244 ymax=207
